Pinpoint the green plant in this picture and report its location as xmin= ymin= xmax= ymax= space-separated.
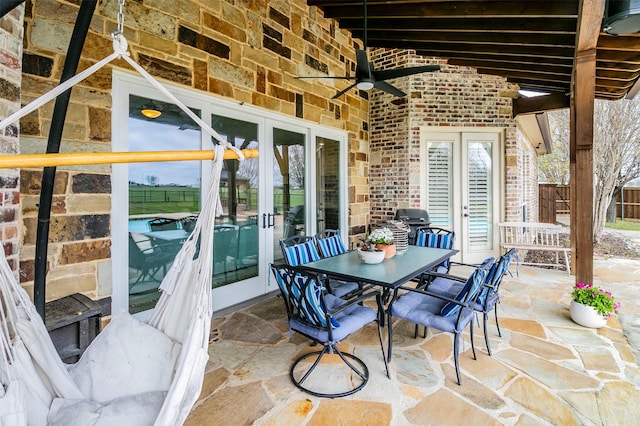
xmin=571 ymin=282 xmax=621 ymax=317
xmin=367 ymin=227 xmax=394 ymax=245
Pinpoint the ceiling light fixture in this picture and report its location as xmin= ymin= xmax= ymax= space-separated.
xmin=140 ymin=104 xmax=162 ymax=119
xmin=355 ymin=79 xmax=375 ymax=91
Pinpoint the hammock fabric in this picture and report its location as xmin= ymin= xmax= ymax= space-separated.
xmin=0 ymin=143 xmax=233 ymax=425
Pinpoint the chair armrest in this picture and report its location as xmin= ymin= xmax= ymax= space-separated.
xmin=395 ymin=285 xmax=470 ymax=308
xmin=328 ymin=289 xmax=381 ymax=316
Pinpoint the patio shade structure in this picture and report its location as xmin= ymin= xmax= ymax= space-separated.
xmin=307 ymin=0 xmax=636 ymax=284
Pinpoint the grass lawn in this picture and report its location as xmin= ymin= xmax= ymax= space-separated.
xmin=606 ymin=219 xmax=640 ymax=232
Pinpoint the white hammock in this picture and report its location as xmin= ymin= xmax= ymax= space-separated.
xmin=0 ymin=21 xmax=246 ymax=423
xmin=0 ymin=143 xmax=233 ymax=425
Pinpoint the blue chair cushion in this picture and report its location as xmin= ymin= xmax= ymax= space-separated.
xmin=283 ymin=240 xmax=321 ymax=266
xmin=390 ymin=291 xmax=466 ymax=333
xmin=317 ymin=235 xmax=347 ymax=257
xmin=291 ymin=294 xmax=377 ymax=344
xmin=328 ymin=279 xmax=359 ymax=298
xmin=440 ymin=267 xmax=487 ymax=317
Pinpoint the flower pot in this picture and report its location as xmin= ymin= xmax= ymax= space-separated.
xmin=569 ymin=299 xmax=608 ymax=328
xmin=357 ymin=248 xmax=385 ymax=264
xmin=376 ymin=243 xmax=396 ymax=259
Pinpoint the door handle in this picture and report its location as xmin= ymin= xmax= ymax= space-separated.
xmin=268 ymin=213 xmax=275 ymax=228
xmin=262 ymin=213 xmax=267 ymax=229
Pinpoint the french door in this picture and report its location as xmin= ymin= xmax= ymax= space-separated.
xmin=112 ymin=71 xmax=347 ymax=315
xmin=421 ymin=130 xmax=502 ymax=263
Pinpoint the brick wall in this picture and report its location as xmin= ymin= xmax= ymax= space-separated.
xmin=0 ymin=5 xmax=23 ymax=279
xmin=368 ymin=48 xmax=537 ymax=226
xmin=17 ymin=0 xmax=370 ymax=300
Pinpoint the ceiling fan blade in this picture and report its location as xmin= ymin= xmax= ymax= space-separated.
xmin=373 ymin=81 xmax=406 ymax=97
xmin=374 ymin=65 xmax=441 ymax=82
xmin=295 ymin=76 xmax=355 ymax=80
xmin=332 ymin=83 xmax=358 ymax=99
xmin=355 ymin=49 xmax=371 ymax=77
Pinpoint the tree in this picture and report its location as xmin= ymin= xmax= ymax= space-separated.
xmin=546 ymin=98 xmax=640 ymax=240
xmin=593 ymin=99 xmax=640 ymax=231
xmin=539 ymin=110 xmax=570 ymax=184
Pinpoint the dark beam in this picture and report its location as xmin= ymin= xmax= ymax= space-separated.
xmin=315 ymin=1 xmax=579 ymax=19
xmin=337 ymin=16 xmax=578 ymax=33
xmin=370 ymin=41 xmax=575 ymax=58
xmin=0 ymin=0 xmax=23 ymax=17
xmin=569 ymin=0 xmax=604 ymax=285
xmin=513 ymin=93 xmax=570 ymax=115
xmin=354 ymin=30 xmax=577 ymax=47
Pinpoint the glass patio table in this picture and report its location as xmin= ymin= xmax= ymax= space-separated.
xmin=299 ymin=245 xmax=458 ymax=291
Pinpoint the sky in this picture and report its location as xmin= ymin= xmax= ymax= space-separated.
xmin=128 ymin=118 xmax=202 ymax=186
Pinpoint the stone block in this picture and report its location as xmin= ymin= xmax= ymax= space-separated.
xmin=138 ymin=53 xmax=191 ymax=86
xmin=20 ymin=169 xmax=68 ymax=195
xmin=22 ymin=214 xmax=110 ymax=245
xmin=66 ymin=194 xmax=110 ymax=214
xmin=88 ymin=107 xmax=111 ymax=141
xmin=59 ymin=239 xmax=111 ymax=265
xmin=203 ymin=12 xmax=245 ymax=42
xmin=210 ymin=59 xmax=253 ymax=88
xmin=31 ymin=17 xmax=73 ymax=53
xmin=179 ymin=26 xmax=230 ymax=59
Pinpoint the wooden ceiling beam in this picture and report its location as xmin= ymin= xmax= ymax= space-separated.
xmin=448 ymin=59 xmax=572 ymax=74
xmin=436 ymin=52 xmax=574 ymax=67
xmin=337 ymin=17 xmax=578 ymax=33
xmin=513 ymin=92 xmax=570 ymax=115
xmin=371 ymin=41 xmax=575 ymax=58
xmin=315 ymin=1 xmax=579 ymax=19
xmin=359 ymin=31 xmax=576 ymax=47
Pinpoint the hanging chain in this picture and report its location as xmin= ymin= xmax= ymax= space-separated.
xmin=114 ymin=0 xmax=125 ymax=36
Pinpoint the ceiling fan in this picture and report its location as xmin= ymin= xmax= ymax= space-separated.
xmin=296 ymin=0 xmax=440 ymax=99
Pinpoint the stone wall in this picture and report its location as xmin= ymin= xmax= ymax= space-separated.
xmin=0 ymin=5 xmax=23 ymax=279
xmin=17 ymin=0 xmax=370 ymax=300
xmin=368 ymin=48 xmax=537 ymax=226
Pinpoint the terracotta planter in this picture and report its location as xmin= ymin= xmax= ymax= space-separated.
xmin=376 ymin=243 xmax=396 ymax=259
xmin=569 ymin=299 xmax=608 ymax=328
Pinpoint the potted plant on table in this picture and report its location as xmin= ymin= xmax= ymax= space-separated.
xmin=368 ymin=227 xmax=396 ymax=259
xmin=569 ymin=282 xmax=621 ymax=328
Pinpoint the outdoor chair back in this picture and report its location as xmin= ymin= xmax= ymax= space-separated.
xmin=270 ymin=264 xmax=389 ymax=397
xmin=414 ymin=226 xmax=456 ymax=273
xmin=280 ymin=235 xmax=358 ymax=298
xmin=315 ymin=229 xmax=347 ymax=257
xmin=387 ymin=265 xmax=488 ymax=385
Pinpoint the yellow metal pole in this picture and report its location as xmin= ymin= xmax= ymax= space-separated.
xmin=0 ymin=148 xmax=258 ymax=169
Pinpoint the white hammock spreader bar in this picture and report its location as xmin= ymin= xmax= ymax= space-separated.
xmin=0 ymin=148 xmax=258 ymax=169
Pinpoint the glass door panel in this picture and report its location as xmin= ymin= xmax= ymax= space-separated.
xmin=316 ymin=136 xmax=341 ymax=231
xmin=210 ymin=115 xmax=259 ymax=288
xmin=127 ymin=95 xmax=201 ymax=314
xmin=462 ymin=133 xmax=500 ymax=263
xmin=272 ymin=127 xmax=306 ymax=262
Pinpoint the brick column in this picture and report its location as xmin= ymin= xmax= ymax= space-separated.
xmin=0 ymin=5 xmax=24 ymax=276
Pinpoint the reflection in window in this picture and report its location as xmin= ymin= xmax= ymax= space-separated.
xmin=127 ymin=95 xmax=201 ymax=313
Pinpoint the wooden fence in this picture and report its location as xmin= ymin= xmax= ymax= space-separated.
xmin=539 ymin=184 xmax=640 ymax=221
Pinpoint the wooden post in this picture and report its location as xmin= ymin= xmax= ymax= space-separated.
xmin=569 ymin=0 xmax=603 ymax=283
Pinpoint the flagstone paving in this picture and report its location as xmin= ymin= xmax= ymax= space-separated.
xmin=185 ymin=258 xmax=640 ymax=425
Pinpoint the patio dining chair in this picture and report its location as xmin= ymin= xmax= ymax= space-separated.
xmin=315 ymin=229 xmax=347 ymax=257
xmin=270 ymin=263 xmax=389 ymax=397
xmin=128 ymin=232 xmax=175 ymax=287
xmin=414 ymin=226 xmax=456 ymax=274
xmin=280 ymin=235 xmax=359 ymax=298
xmin=387 ymin=266 xmax=487 ymax=385
xmin=425 ymin=249 xmax=517 ymax=355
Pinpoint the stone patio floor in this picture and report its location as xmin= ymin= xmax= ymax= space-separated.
xmin=185 ymin=258 xmax=640 ymax=425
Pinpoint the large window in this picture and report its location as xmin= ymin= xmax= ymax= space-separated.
xmin=112 ymin=71 xmax=348 ymax=315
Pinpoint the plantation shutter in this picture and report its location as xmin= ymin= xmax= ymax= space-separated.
xmin=427 ymin=142 xmax=453 ymax=228
xmin=467 ymin=142 xmax=492 ymax=249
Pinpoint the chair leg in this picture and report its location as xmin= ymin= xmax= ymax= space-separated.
xmin=483 ymin=311 xmax=492 ymax=356
xmin=290 ymin=344 xmax=369 ymax=398
xmin=387 ymin=311 xmax=394 ymax=363
xmin=470 ymin=319 xmax=477 ymax=361
xmin=453 ymin=333 xmax=462 ymax=385
xmin=494 ymin=303 xmax=502 ymax=337
xmin=377 ymin=319 xmax=390 ymax=379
